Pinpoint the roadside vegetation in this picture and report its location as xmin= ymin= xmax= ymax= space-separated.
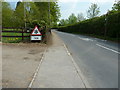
xmin=2 ymin=1 xmax=60 ymax=43
xmin=57 ymin=1 xmax=120 ymax=42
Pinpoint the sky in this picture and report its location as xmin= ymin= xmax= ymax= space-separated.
xmin=5 ymin=0 xmax=117 ymax=20
xmin=58 ymin=0 xmax=115 ymax=19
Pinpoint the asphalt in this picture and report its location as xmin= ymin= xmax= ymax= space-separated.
xmin=54 ymin=30 xmax=119 ymax=88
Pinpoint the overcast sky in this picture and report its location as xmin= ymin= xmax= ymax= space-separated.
xmin=5 ymin=0 xmax=116 ymax=19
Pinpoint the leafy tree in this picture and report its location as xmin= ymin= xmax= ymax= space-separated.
xmin=2 ymin=1 xmax=60 ymax=28
xmin=26 ymin=2 xmax=41 ymax=27
xmin=87 ymin=3 xmax=100 ymax=19
xmin=77 ymin=13 xmax=85 ymax=22
xmin=34 ymin=2 xmax=49 ymax=26
xmin=34 ymin=2 xmax=60 ymax=27
xmin=112 ymin=1 xmax=120 ymax=11
xmin=59 ymin=19 xmax=68 ymax=26
xmin=68 ymin=13 xmax=77 ymax=24
xmin=59 ymin=13 xmax=77 ymax=26
xmin=50 ymin=2 xmax=61 ymax=26
xmin=2 ymin=2 xmax=14 ymax=27
xmin=14 ymin=1 xmax=25 ymax=27
xmin=0 ymin=1 xmax=2 ymax=26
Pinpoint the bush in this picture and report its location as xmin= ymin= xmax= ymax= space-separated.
xmin=58 ymin=11 xmax=120 ymax=40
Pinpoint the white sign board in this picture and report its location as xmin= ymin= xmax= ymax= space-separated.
xmin=31 ymin=36 xmax=42 ymax=40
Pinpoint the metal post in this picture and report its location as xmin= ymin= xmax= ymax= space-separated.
xmin=22 ymin=29 xmax=24 ymax=41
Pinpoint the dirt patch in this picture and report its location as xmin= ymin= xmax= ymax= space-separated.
xmin=2 ymin=43 xmax=46 ymax=88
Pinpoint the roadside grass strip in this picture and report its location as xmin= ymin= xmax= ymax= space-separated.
xmin=2 ymin=32 xmax=30 ymax=43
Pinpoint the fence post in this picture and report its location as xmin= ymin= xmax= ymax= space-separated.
xmin=22 ymin=28 xmax=24 ymax=41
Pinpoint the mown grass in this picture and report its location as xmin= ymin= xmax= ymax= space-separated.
xmin=2 ymin=32 xmax=29 ymax=36
xmin=2 ymin=30 xmax=30 ymax=43
xmin=3 ymin=28 xmax=22 ymax=31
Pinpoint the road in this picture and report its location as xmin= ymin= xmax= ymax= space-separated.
xmin=54 ymin=30 xmax=119 ymax=88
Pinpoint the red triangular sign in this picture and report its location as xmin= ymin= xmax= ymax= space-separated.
xmin=31 ymin=26 xmax=42 ymax=35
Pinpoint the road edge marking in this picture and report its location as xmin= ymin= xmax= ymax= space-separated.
xmin=78 ymin=37 xmax=93 ymax=41
xmin=28 ymin=47 xmax=47 ymax=88
xmin=96 ymin=44 xmax=120 ymax=54
xmin=63 ymin=43 xmax=91 ymax=88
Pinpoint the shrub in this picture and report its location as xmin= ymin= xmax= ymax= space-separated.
xmin=58 ymin=11 xmax=120 ymax=40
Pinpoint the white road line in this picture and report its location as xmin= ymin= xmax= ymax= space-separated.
xmin=63 ymin=43 xmax=91 ymax=88
xmin=96 ymin=44 xmax=120 ymax=54
xmin=70 ymin=34 xmax=75 ymax=37
xmin=78 ymin=37 xmax=93 ymax=41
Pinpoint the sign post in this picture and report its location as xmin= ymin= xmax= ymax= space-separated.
xmin=30 ymin=26 xmax=42 ymax=41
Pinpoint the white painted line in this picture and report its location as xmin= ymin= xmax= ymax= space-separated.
xmin=63 ymin=43 xmax=91 ymax=88
xmin=101 ymin=40 xmax=107 ymax=42
xmin=78 ymin=37 xmax=93 ymax=41
xmin=28 ymin=47 xmax=47 ymax=88
xmin=70 ymin=34 xmax=75 ymax=37
xmin=96 ymin=44 xmax=120 ymax=54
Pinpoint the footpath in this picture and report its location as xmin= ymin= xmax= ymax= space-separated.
xmin=30 ymin=31 xmax=86 ymax=88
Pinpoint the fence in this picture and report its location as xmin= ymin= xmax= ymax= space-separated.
xmin=2 ymin=27 xmax=30 ymax=43
xmin=1 ymin=27 xmax=51 ymax=43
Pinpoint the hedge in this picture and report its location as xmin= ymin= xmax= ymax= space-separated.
xmin=58 ymin=11 xmax=120 ymax=40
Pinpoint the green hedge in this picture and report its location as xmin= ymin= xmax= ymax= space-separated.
xmin=58 ymin=11 xmax=120 ymax=40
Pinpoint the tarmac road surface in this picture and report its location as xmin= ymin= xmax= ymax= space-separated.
xmin=54 ymin=30 xmax=119 ymax=88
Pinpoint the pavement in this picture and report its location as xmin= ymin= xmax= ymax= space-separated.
xmin=0 ymin=42 xmax=2 ymax=89
xmin=55 ymin=30 xmax=119 ymax=88
xmin=31 ymin=32 xmax=88 ymax=88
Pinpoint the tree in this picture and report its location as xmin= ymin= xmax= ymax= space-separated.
xmin=68 ymin=13 xmax=77 ymax=24
xmin=77 ymin=13 xmax=85 ymax=22
xmin=26 ymin=2 xmax=41 ymax=27
xmin=50 ymin=2 xmax=61 ymax=27
xmin=87 ymin=3 xmax=100 ymax=19
xmin=112 ymin=1 xmax=120 ymax=11
xmin=2 ymin=2 xmax=14 ymax=27
xmin=0 ymin=1 xmax=2 ymax=26
xmin=2 ymin=1 xmax=60 ymax=28
xmin=59 ymin=19 xmax=68 ymax=26
xmin=34 ymin=2 xmax=60 ymax=27
xmin=13 ymin=1 xmax=25 ymax=27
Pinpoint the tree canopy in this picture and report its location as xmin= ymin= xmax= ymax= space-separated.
xmin=2 ymin=2 xmax=14 ymax=27
xmin=77 ymin=13 xmax=85 ymax=22
xmin=2 ymin=1 xmax=60 ymax=28
xmin=87 ymin=3 xmax=100 ymax=19
xmin=112 ymin=1 xmax=120 ymax=11
xmin=59 ymin=13 xmax=85 ymax=26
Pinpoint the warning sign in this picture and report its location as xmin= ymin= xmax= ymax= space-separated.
xmin=31 ymin=26 xmax=42 ymax=35
xmin=30 ymin=26 xmax=42 ymax=41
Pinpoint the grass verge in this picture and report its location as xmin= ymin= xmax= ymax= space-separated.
xmin=2 ymin=32 xmax=30 ymax=43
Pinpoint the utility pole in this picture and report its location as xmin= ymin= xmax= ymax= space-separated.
xmin=48 ymin=1 xmax=51 ymax=28
xmin=24 ymin=1 xmax=27 ymax=29
xmin=104 ymin=11 xmax=109 ymax=40
xmin=104 ymin=14 xmax=107 ymax=40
